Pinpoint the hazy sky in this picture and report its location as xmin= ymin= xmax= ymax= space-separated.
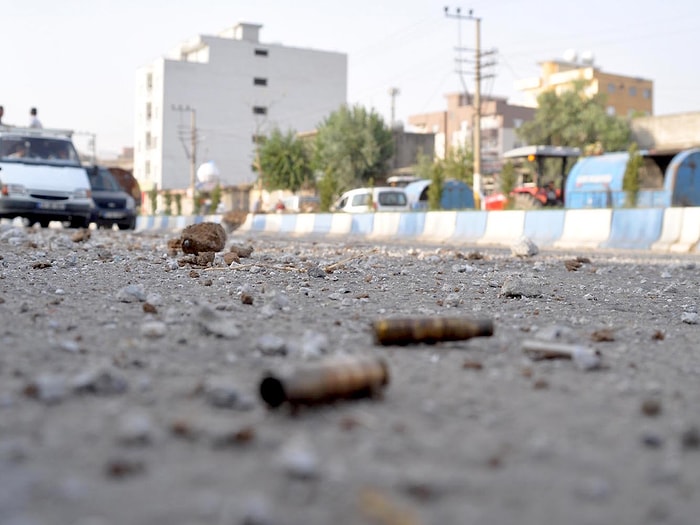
xmin=2 ymin=0 xmax=698 ymax=156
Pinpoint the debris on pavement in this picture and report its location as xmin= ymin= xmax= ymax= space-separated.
xmin=71 ymin=229 xmax=91 ymax=243
xmin=228 ymin=243 xmax=254 ymax=258
xmin=179 ymin=222 xmax=227 ymax=255
xmin=499 ymin=275 xmax=546 ymax=298
xmin=522 ymin=339 xmax=603 ymax=370
xmin=372 ymin=316 xmax=494 ymax=346
xmin=259 ymin=356 xmax=389 ymax=409
xmin=511 ymin=236 xmax=539 ymax=258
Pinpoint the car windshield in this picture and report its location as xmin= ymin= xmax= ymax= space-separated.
xmin=88 ymin=167 xmax=122 ymax=191
xmin=0 ymin=135 xmax=81 ymax=166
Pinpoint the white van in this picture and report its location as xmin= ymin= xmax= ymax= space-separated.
xmin=0 ymin=127 xmax=93 ymax=228
xmin=331 ymin=186 xmax=409 ymax=213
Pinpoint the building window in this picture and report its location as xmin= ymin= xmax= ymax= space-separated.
xmin=607 ymin=83 xmax=615 ymax=93
xmin=146 ymin=102 xmax=152 ymax=120
xmin=629 ymin=86 xmax=637 ymax=96
xmin=254 ymin=48 xmax=269 ymax=57
xmin=146 ymin=73 xmax=153 ymax=91
xmin=643 ymin=88 xmax=652 ymax=99
xmin=145 ymin=161 xmax=151 ymax=175
xmin=145 ymin=132 xmax=152 ymax=148
xmin=513 ymin=118 xmax=523 ymax=129
xmin=606 ymin=106 xmax=616 ymax=116
xmin=253 ymin=106 xmax=267 ymax=115
xmin=254 ymin=77 xmax=268 ymax=86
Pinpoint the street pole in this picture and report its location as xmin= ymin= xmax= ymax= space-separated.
xmin=473 ymin=16 xmax=482 ymax=200
xmin=444 ymin=7 xmax=495 ymax=208
xmin=388 ymin=87 xmax=400 ymax=129
xmin=189 ymin=108 xmax=197 ymax=201
xmin=172 ymin=104 xmax=197 ymax=213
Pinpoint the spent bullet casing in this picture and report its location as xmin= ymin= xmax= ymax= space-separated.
xmin=373 ymin=316 xmax=494 ymax=346
xmin=259 ymin=356 xmax=389 ymax=408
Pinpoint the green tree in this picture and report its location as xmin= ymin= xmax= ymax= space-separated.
xmin=623 ymin=142 xmax=643 ymax=207
xmin=317 ymin=170 xmax=339 ymax=212
xmin=163 ymin=191 xmax=172 ymax=216
xmin=314 ymin=104 xmax=394 ymax=193
xmin=258 ymin=128 xmax=314 ymax=193
xmin=442 ymin=146 xmax=473 ymax=185
xmin=499 ymin=160 xmax=517 ymax=207
xmin=427 ymin=164 xmax=444 ymax=211
xmin=147 ymin=185 xmax=158 ymax=215
xmin=518 ymin=81 xmax=631 ymax=152
xmin=413 ymin=151 xmax=443 ymax=211
xmin=210 ymin=184 xmax=222 ymax=212
xmin=174 ymin=193 xmax=182 ymax=216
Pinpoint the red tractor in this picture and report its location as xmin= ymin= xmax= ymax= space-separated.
xmin=484 ymin=146 xmax=580 ymax=210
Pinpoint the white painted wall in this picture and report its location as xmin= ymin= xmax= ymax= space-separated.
xmin=134 ymin=24 xmax=347 ymax=191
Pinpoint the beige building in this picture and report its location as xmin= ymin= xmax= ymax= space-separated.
xmin=408 ymin=93 xmax=535 ymax=175
xmin=515 ymin=53 xmax=653 ymax=117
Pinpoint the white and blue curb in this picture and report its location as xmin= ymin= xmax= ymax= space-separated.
xmin=135 ymin=208 xmax=700 ymax=253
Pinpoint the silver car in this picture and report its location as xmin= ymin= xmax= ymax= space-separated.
xmin=0 ymin=127 xmax=93 ymax=228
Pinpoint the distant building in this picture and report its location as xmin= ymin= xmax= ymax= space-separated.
xmin=386 ymin=129 xmax=435 ymax=177
xmin=631 ymin=112 xmax=700 ymax=153
xmin=407 ymin=93 xmax=535 ymax=176
xmin=515 ymin=52 xmax=653 ymax=117
xmin=133 ymin=22 xmax=347 ymax=194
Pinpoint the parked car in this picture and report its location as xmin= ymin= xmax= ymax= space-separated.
xmin=0 ymin=126 xmax=93 ymax=228
xmin=281 ymin=195 xmax=321 ymax=213
xmin=331 ymin=187 xmax=409 ymax=213
xmin=85 ymin=165 xmax=136 ymax=230
xmin=106 ymin=167 xmax=141 ymax=211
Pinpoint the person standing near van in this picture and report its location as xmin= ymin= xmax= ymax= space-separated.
xmin=29 ymin=107 xmax=42 ymax=128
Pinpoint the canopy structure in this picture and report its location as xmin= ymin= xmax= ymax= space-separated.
xmin=503 ymin=145 xmax=581 ymax=159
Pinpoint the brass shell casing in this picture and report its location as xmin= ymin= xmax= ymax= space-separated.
xmin=260 ymin=356 xmax=389 ymax=409
xmin=372 ymin=317 xmax=494 ymax=346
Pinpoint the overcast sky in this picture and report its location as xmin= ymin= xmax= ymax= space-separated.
xmin=1 ymin=0 xmax=698 ymax=156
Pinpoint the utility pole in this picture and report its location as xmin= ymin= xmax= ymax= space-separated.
xmin=172 ymin=104 xmax=198 ymax=207
xmin=444 ymin=7 xmax=496 ymax=207
xmin=74 ymin=131 xmax=97 ymax=164
xmin=388 ymin=87 xmax=400 ymax=129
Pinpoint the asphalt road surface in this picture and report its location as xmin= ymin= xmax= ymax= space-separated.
xmin=1 ymin=224 xmax=699 ymax=525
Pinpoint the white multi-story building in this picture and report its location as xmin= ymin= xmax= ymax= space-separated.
xmin=134 ymin=22 xmax=347 ymax=193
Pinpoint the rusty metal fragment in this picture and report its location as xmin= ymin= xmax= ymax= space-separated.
xmin=259 ymin=356 xmax=389 ymax=409
xmin=522 ymin=339 xmax=602 ymax=370
xmin=372 ymin=316 xmax=494 ymax=346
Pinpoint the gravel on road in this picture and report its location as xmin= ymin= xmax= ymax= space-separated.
xmin=1 ymin=224 xmax=699 ymax=525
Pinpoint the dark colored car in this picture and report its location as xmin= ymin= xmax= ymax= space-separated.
xmin=86 ymin=165 xmax=137 ymax=230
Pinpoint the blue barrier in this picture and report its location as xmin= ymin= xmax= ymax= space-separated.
xmin=313 ymin=213 xmax=334 ymax=233
xmin=601 ymin=208 xmax=664 ymax=250
xmin=397 ymin=212 xmax=426 ymax=237
xmin=453 ymin=211 xmax=488 ymax=242
xmin=524 ymin=210 xmax=566 ymax=247
xmin=351 ymin=214 xmax=374 ymax=235
xmin=250 ymin=214 xmax=267 ymax=231
xmin=279 ymin=214 xmax=298 ymax=233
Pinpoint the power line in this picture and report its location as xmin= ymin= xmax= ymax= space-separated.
xmin=444 ymin=7 xmax=497 ymax=203
xmin=172 ymin=104 xmax=197 ymax=199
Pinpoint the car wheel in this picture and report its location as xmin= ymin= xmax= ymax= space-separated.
xmin=38 ymin=219 xmax=51 ymax=228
